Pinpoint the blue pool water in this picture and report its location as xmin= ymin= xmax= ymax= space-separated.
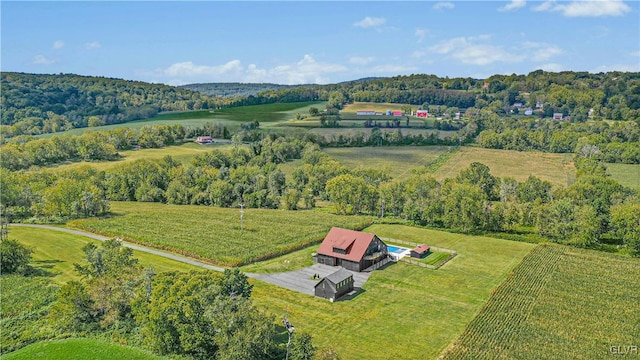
xmin=387 ymin=245 xmax=410 ymax=254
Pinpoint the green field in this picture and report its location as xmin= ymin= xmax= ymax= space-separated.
xmin=252 ymin=224 xmax=534 ymax=359
xmin=323 ymin=145 xmax=453 ymax=178
xmin=434 ymin=147 xmax=576 ymax=187
xmin=9 ymin=226 xmax=199 ymax=284
xmin=606 ymin=162 xmax=640 ymax=189
xmin=441 ymin=244 xmax=640 ymax=359
xmin=310 ymin=127 xmax=458 ymax=141
xmin=39 ymin=142 xmax=229 ymax=173
xmin=37 ymin=102 xmax=324 ymax=137
xmin=1 ymin=338 xmax=162 ymax=360
xmin=342 ymin=102 xmax=414 ymax=112
xmin=69 ymin=202 xmax=374 ymax=266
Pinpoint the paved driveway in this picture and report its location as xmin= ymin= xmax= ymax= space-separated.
xmin=253 ymin=263 xmax=372 ymax=296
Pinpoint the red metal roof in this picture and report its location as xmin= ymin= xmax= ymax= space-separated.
xmin=412 ymin=244 xmax=430 ymax=254
xmin=317 ymin=227 xmax=377 ymax=263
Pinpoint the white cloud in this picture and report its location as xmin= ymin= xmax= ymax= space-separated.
xmin=433 ymin=2 xmax=455 ymax=10
xmin=415 ymin=28 xmax=429 ymax=43
xmin=353 ymin=17 xmax=386 ymax=28
xmin=499 ymin=0 xmax=527 ymax=12
xmin=348 ymin=56 xmax=375 ymax=65
xmin=533 ymin=0 xmax=631 ymax=17
xmin=522 ymin=41 xmax=564 ymax=61
xmin=592 ymin=63 xmax=640 ymax=72
xmin=428 ymin=36 xmax=562 ymax=66
xmin=85 ymin=41 xmax=101 ymax=49
xmin=411 ymin=50 xmax=427 ymax=58
xmin=158 ymin=55 xmax=347 ymax=85
xmin=536 ymin=63 xmax=565 ymax=72
xmin=52 ymin=40 xmax=64 ymax=49
xmin=631 ymin=51 xmax=640 ymax=57
xmin=32 ymin=55 xmax=55 ymax=65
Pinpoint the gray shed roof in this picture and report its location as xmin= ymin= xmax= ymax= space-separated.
xmin=318 ymin=268 xmax=353 ymax=287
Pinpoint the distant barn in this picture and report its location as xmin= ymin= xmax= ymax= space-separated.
xmin=314 ymin=227 xmax=388 ymax=272
xmin=357 ymin=110 xmax=376 ymax=116
xmin=196 ymin=136 xmax=213 ymax=144
xmin=314 ymin=268 xmax=354 ymax=301
xmin=410 ymin=244 xmax=431 ymax=259
xmin=416 ymin=110 xmax=429 ymax=118
xmin=392 ymin=110 xmax=403 ymax=116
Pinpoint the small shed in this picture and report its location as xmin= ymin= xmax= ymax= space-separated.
xmin=410 ymin=244 xmax=431 ymax=259
xmin=314 ymin=268 xmax=354 ymax=301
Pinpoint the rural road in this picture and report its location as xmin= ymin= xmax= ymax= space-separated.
xmin=11 ymin=223 xmax=231 ymax=274
xmin=11 ymin=224 xmax=373 ymax=294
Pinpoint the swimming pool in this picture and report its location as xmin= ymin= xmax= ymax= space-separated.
xmin=387 ymin=245 xmax=410 ymax=254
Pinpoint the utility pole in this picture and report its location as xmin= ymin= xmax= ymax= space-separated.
xmin=282 ymin=315 xmax=295 ymax=360
xmin=239 ymin=202 xmax=245 ymax=231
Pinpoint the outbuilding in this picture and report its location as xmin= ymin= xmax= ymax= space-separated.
xmin=410 ymin=244 xmax=431 ymax=259
xmin=314 ymin=268 xmax=354 ymax=301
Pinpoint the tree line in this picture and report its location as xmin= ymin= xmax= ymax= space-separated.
xmin=0 ymin=238 xmax=319 ymax=359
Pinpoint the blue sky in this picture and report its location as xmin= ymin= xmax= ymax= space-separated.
xmin=2 ymin=1 xmax=639 ymax=85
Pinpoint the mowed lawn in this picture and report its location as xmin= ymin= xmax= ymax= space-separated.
xmin=606 ymin=162 xmax=640 ymax=190
xmin=342 ymin=102 xmax=413 ymax=112
xmin=442 ymin=244 xmax=640 ymax=360
xmin=9 ymin=226 xmax=199 ymax=284
xmin=1 ymin=338 xmax=163 ymax=360
xmin=69 ymin=202 xmax=374 ymax=266
xmin=251 ymin=224 xmax=534 ymax=360
xmin=434 ymin=147 xmax=576 ymax=187
xmin=323 ymin=146 xmax=453 ymax=179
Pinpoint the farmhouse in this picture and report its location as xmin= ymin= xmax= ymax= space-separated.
xmin=410 ymin=244 xmax=431 ymax=259
xmin=196 ymin=136 xmax=213 ymax=144
xmin=314 ymin=227 xmax=388 ymax=272
xmin=553 ymin=113 xmax=564 ymax=120
xmin=314 ymin=268 xmax=354 ymax=301
xmin=416 ymin=109 xmax=429 ymax=118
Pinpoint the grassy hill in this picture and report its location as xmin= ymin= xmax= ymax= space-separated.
xmin=1 ymin=338 xmax=163 ymax=360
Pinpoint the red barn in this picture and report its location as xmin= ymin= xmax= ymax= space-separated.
xmin=392 ymin=110 xmax=403 ymax=116
xmin=416 ymin=110 xmax=429 ymax=118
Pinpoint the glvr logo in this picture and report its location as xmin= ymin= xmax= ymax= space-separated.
xmin=610 ymin=345 xmax=638 ymax=355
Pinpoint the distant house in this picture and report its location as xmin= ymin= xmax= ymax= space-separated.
xmin=410 ymin=244 xmax=431 ymax=259
xmin=314 ymin=227 xmax=388 ymax=272
xmin=314 ymin=268 xmax=354 ymax=301
xmin=392 ymin=110 xmax=403 ymax=116
xmin=416 ymin=109 xmax=429 ymax=118
xmin=454 ymin=112 xmax=462 ymax=120
xmin=482 ymin=82 xmax=490 ymax=89
xmin=196 ymin=136 xmax=213 ymax=144
xmin=375 ymin=112 xmax=383 ymax=116
xmin=553 ymin=113 xmax=564 ymax=120
xmin=535 ymin=102 xmax=543 ymax=109
xmin=357 ymin=110 xmax=376 ymax=116
xmin=513 ymin=102 xmax=524 ymax=108
xmin=524 ymin=108 xmax=534 ymax=116
xmin=386 ymin=110 xmax=392 ymax=116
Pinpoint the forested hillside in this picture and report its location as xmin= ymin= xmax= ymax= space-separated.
xmin=179 ymin=82 xmax=306 ymax=97
xmin=0 ymin=72 xmax=215 ymax=136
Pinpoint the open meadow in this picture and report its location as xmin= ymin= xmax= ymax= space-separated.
xmin=441 ymin=244 xmax=640 ymax=360
xmin=433 ymin=147 xmax=576 ymax=187
xmin=36 ymin=102 xmax=324 ymax=138
xmin=69 ymin=202 xmax=374 ymax=266
xmin=323 ymin=146 xmax=454 ymax=179
xmin=606 ymin=162 xmax=640 ymax=190
xmin=252 ymin=224 xmax=535 ymax=359
xmin=342 ymin=102 xmax=414 ymax=113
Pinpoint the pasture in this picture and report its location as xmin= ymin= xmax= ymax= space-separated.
xmin=441 ymin=244 xmax=640 ymax=359
xmin=8 ymin=226 xmax=199 ymax=284
xmin=606 ymin=162 xmax=640 ymax=189
xmin=323 ymin=146 xmax=454 ymax=179
xmin=342 ymin=102 xmax=414 ymax=113
xmin=69 ymin=202 xmax=374 ymax=266
xmin=36 ymin=102 xmax=324 ymax=138
xmin=40 ymin=142 xmax=228 ymax=173
xmin=434 ymin=147 xmax=576 ymax=187
xmin=252 ymin=224 xmax=534 ymax=359
xmin=1 ymin=338 xmax=163 ymax=360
